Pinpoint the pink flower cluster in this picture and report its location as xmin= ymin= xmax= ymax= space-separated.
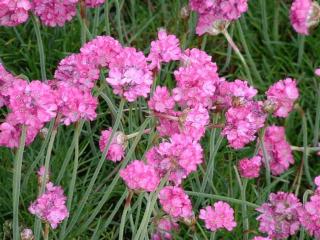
xmin=290 ymin=0 xmax=316 ymax=35
xmin=199 ymin=201 xmax=237 ymax=232
xmin=152 ymin=217 xmax=179 ymax=240
xmin=29 ymin=182 xmax=69 ymax=229
xmin=0 ymin=0 xmax=31 ymax=26
xmin=99 ymin=128 xmax=126 ymax=162
xmin=238 ymin=156 xmax=262 ymax=179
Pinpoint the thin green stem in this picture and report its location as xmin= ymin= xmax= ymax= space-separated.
xmin=298 ymin=36 xmax=305 ymax=67
xmin=259 ymin=128 xmax=271 ymax=188
xmin=12 ymin=126 xmax=27 ymax=240
xmin=119 ymin=191 xmax=133 ymax=240
xmin=115 ymin=0 xmax=124 ymax=43
xmin=312 ymin=87 xmax=320 ymax=146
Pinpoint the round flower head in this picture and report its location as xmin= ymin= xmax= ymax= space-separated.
xmin=148 ymin=86 xmax=175 ymax=113
xmin=199 ymin=201 xmax=237 ymax=232
xmin=99 ymin=128 xmax=126 ymax=162
xmin=32 ymin=0 xmax=78 ymax=27
xmin=106 ymin=47 xmax=153 ymax=102
xmin=238 ymin=156 xmax=262 ymax=179
xmin=266 ymin=78 xmax=299 ymax=117
xmin=315 ymin=68 xmax=320 ymax=76
xmin=148 ymin=29 xmax=181 ymax=70
xmin=256 ymin=192 xmax=303 ymax=239
xmin=159 ymin=186 xmax=193 ymax=219
xmin=29 ymin=182 xmax=69 ymax=229
xmin=85 ymin=0 xmax=105 ymax=8
xmin=119 ymin=160 xmax=160 ymax=192
xmin=290 ymin=0 xmax=320 ymax=35
xmin=54 ymin=53 xmax=100 ymax=91
xmin=152 ymin=217 xmax=179 ymax=240
xmin=0 ymin=0 xmax=31 ymax=26
xmin=260 ymin=126 xmax=294 ymax=175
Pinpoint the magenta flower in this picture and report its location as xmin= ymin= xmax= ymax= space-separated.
xmin=99 ymin=128 xmax=126 ymax=162
xmin=120 ymin=160 xmax=160 ymax=192
xmin=266 ymin=78 xmax=299 ymax=118
xmin=152 ymin=217 xmax=179 ymax=240
xmin=252 ymin=237 xmax=271 ymax=240
xmin=260 ymin=126 xmax=294 ymax=176
xmin=159 ymin=186 xmax=193 ymax=219
xmin=199 ymin=201 xmax=237 ymax=232
xmin=0 ymin=0 xmax=31 ymax=26
xmin=106 ymin=47 xmax=153 ymax=102
xmin=315 ymin=68 xmax=320 ymax=76
xmin=156 ymin=111 xmax=180 ymax=137
xmin=256 ymin=192 xmax=302 ymax=239
xmin=29 ymin=182 xmax=69 ymax=229
xmin=148 ymin=29 xmax=181 ymax=70
xmin=148 ymin=86 xmax=175 ymax=113
xmin=85 ymin=0 xmax=105 ymax=8
xmin=238 ymin=156 xmax=262 ymax=179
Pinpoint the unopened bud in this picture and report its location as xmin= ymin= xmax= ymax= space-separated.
xmin=181 ymin=6 xmax=190 ymax=20
xmin=21 ymin=228 xmax=34 ymax=240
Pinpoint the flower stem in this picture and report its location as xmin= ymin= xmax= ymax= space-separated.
xmin=119 ymin=191 xmax=133 ymax=240
xmin=80 ymin=0 xmax=87 ymax=44
xmin=259 ymin=127 xmax=271 ymax=188
xmin=43 ymin=223 xmax=50 ymax=240
xmin=12 ymin=126 xmax=27 ymax=240
xmin=126 ymin=129 xmax=151 ymax=139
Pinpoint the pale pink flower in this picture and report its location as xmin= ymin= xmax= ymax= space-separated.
xmin=29 ymin=182 xmax=69 ymax=229
xmin=260 ymin=126 xmax=294 ymax=176
xmin=120 ymin=160 xmax=160 ymax=192
xmin=106 ymin=47 xmax=153 ymax=102
xmin=0 ymin=0 xmax=31 ymax=26
xmin=252 ymin=237 xmax=271 ymax=240
xmin=152 ymin=217 xmax=179 ymax=240
xmin=256 ymin=192 xmax=302 ymax=239
xmin=315 ymin=68 xmax=320 ymax=76
xmin=32 ymin=0 xmax=78 ymax=27
xmin=148 ymin=29 xmax=181 ymax=70
xmin=238 ymin=156 xmax=262 ymax=179
xmin=21 ymin=228 xmax=34 ymax=240
xmin=266 ymin=78 xmax=299 ymax=118
xmin=85 ymin=0 xmax=105 ymax=8
xmin=54 ymin=53 xmax=100 ymax=90
xmin=199 ymin=201 xmax=237 ymax=232
xmin=148 ymin=86 xmax=175 ymax=113
xmin=159 ymin=186 xmax=193 ymax=219
xmin=99 ymin=128 xmax=125 ymax=162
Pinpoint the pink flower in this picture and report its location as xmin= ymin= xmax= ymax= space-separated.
xmin=159 ymin=186 xmax=193 ymax=219
xmin=99 ymin=128 xmax=125 ymax=162
xmin=252 ymin=237 xmax=271 ymax=240
xmin=29 ymin=182 xmax=69 ymax=229
xmin=290 ymin=0 xmax=315 ymax=35
xmin=80 ymin=36 xmax=122 ymax=68
xmin=152 ymin=217 xmax=179 ymax=240
xmin=256 ymin=192 xmax=302 ymax=239
xmin=0 ymin=0 xmax=31 ymax=26
xmin=189 ymin=0 xmax=214 ymax=14
xmin=54 ymin=53 xmax=100 ymax=90
xmin=173 ymin=48 xmax=221 ymax=108
xmin=148 ymin=86 xmax=175 ymax=113
xmin=85 ymin=0 xmax=105 ymax=8
xmin=120 ymin=160 xmax=160 ymax=192
xmin=148 ymin=29 xmax=181 ymax=70
xmin=146 ymin=134 xmax=203 ymax=185
xmin=199 ymin=201 xmax=237 ymax=232
xmin=106 ymin=47 xmax=153 ymax=102
xmin=315 ymin=68 xmax=320 ymax=76
xmin=266 ymin=78 xmax=299 ymax=118
xmin=238 ymin=156 xmax=262 ymax=179
xmin=156 ymin=112 xmax=180 ymax=137
xmin=222 ymin=101 xmax=266 ymax=149
xmin=260 ymin=126 xmax=294 ymax=176
xmin=32 ymin=0 xmax=78 ymax=27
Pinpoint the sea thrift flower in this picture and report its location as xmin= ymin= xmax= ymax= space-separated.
xmin=173 ymin=48 xmax=221 ymax=108
xmin=156 ymin=112 xmax=180 ymax=137
xmin=85 ymin=0 xmax=105 ymax=8
xmin=260 ymin=126 xmax=294 ymax=175
xmin=266 ymin=78 xmax=299 ymax=118
xmin=29 ymin=182 xmax=69 ymax=229
xmin=20 ymin=228 xmax=34 ymax=240
xmin=0 ymin=0 xmax=31 ymax=26
xmin=252 ymin=237 xmax=271 ymax=240
xmin=148 ymin=29 xmax=181 ymax=70
xmin=148 ymin=86 xmax=175 ymax=113
xmin=290 ymin=0 xmax=320 ymax=35
xmin=147 ymin=134 xmax=203 ymax=185
xmin=159 ymin=186 xmax=193 ymax=219
xmin=315 ymin=68 xmax=320 ymax=76
xmin=256 ymin=192 xmax=302 ymax=239
xmin=80 ymin=36 xmax=122 ymax=68
xmin=152 ymin=218 xmax=179 ymax=240
xmin=106 ymin=47 xmax=153 ymax=102
xmin=199 ymin=201 xmax=237 ymax=232
xmin=238 ymin=156 xmax=262 ymax=179
xmin=120 ymin=160 xmax=160 ymax=192
xmin=222 ymin=101 xmax=266 ymax=149
xmin=54 ymin=54 xmax=100 ymax=90
xmin=99 ymin=128 xmax=126 ymax=162
xmin=32 ymin=0 xmax=78 ymax=27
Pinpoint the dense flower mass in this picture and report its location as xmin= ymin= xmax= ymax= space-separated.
xmin=0 ymin=0 xmax=31 ymax=26
xmin=199 ymin=201 xmax=237 ymax=232
xmin=32 ymin=0 xmax=78 ymax=27
xmin=256 ymin=192 xmax=302 ymax=239
xmin=266 ymin=78 xmax=299 ymax=117
xmin=152 ymin=217 xmax=179 ymax=240
xmin=29 ymin=182 xmax=69 ymax=229
xmin=159 ymin=186 xmax=193 ymax=219
xmin=238 ymin=156 xmax=262 ymax=179
xmin=99 ymin=128 xmax=126 ymax=162
xmin=148 ymin=86 xmax=175 ymax=113
xmin=120 ymin=160 xmax=160 ymax=192
xmin=146 ymin=134 xmax=203 ymax=185
xmin=260 ymin=126 xmax=294 ymax=175
xmin=106 ymin=47 xmax=153 ymax=102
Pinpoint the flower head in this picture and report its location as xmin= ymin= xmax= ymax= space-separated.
xmin=252 ymin=237 xmax=271 ymax=240
xmin=0 ymin=0 xmax=31 ymax=26
xmin=151 ymin=217 xmax=179 ymax=240
xmin=148 ymin=86 xmax=175 ymax=113
xmin=238 ymin=156 xmax=262 ymax=179
xmin=315 ymin=68 xmax=320 ymax=76
xmin=99 ymin=128 xmax=126 ymax=162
